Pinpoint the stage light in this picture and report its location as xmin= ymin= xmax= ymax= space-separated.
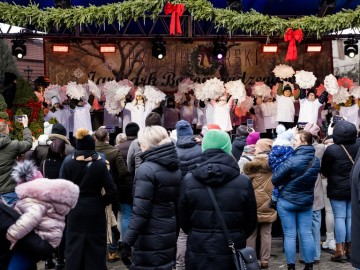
xmin=306 ymin=44 xmax=322 ymax=53
xmin=213 ymin=40 xmax=227 ymax=60
xmin=344 ymin=38 xmax=358 ymax=58
xmin=100 ymin=45 xmax=116 ymax=53
xmin=262 ymin=44 xmax=278 ymax=53
xmin=52 ymin=45 xmax=69 ymax=53
xmin=152 ymin=38 xmax=166 ymax=60
xmin=12 ymin=39 xmax=27 ymax=59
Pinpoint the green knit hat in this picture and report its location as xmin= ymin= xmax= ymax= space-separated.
xmin=201 ymin=129 xmax=232 ymax=155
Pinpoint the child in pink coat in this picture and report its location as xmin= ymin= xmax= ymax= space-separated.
xmin=6 ymin=160 xmax=79 ymax=249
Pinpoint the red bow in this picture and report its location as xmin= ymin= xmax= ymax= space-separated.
xmin=14 ymin=99 xmax=42 ymax=122
xmin=284 ymin=28 xmax=303 ymax=61
xmin=164 ymin=3 xmax=185 ymax=35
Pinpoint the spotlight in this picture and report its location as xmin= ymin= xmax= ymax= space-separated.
xmin=213 ymin=40 xmax=227 ymax=60
xmin=344 ymin=38 xmax=358 ymax=58
xmin=152 ymin=38 xmax=166 ymax=60
xmin=12 ymin=39 xmax=27 ymax=59
xmin=227 ymin=0 xmax=242 ymax=12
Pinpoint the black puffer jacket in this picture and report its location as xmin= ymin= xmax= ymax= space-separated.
xmin=178 ymin=149 xmax=257 ymax=270
xmin=231 ymin=136 xmax=247 ymax=161
xmin=176 ymin=135 xmax=202 ymax=176
xmin=321 ymin=120 xmax=360 ymax=200
xmin=123 ymin=142 xmax=181 ymax=270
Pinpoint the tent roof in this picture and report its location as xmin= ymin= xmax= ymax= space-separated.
xmin=5 ymin=0 xmax=359 ymax=16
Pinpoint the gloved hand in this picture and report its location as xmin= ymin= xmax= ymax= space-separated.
xmin=121 ymin=243 xmax=132 ymax=266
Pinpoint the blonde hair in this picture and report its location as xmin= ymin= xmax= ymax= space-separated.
xmin=115 ymin=133 xmax=127 ymax=144
xmin=138 ymin=126 xmax=171 ymax=150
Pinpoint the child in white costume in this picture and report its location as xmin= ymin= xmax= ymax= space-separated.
xmin=260 ymin=96 xmax=277 ymax=139
xmin=298 ymin=88 xmax=328 ymax=124
xmin=180 ymin=93 xmax=197 ymax=126
xmin=44 ymin=97 xmax=72 ymax=138
xmin=73 ymin=99 xmax=92 ymax=133
xmin=211 ymin=95 xmax=234 ymax=132
xmin=125 ymin=89 xmax=155 ymax=130
xmin=276 ymin=83 xmax=299 ymax=129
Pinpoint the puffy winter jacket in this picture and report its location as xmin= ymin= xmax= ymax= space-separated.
xmin=175 ymin=135 xmax=202 ymax=176
xmin=8 ymin=179 xmax=79 ymax=248
xmin=123 ymin=142 xmax=181 ymax=270
xmin=231 ymin=136 xmax=247 ymax=161
xmin=272 ymin=145 xmax=320 ymax=207
xmin=179 ymin=149 xmax=257 ymax=270
xmin=321 ymin=120 xmax=360 ymax=200
xmin=243 ymin=154 xmax=277 ymax=223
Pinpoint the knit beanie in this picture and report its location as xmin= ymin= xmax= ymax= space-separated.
xmin=11 ymin=160 xmax=43 ymax=184
xmin=236 ymin=125 xmax=249 ymax=137
xmin=333 ymin=120 xmax=357 ymax=144
xmin=246 ymin=132 xmax=260 ymax=145
xmin=201 ymin=130 xmax=232 ymax=155
xmin=255 ymin=139 xmax=273 ymax=154
xmin=51 ymin=123 xmax=67 ymax=137
xmin=201 ymin=124 xmax=221 ymax=137
xmin=304 ymin=122 xmax=320 ymax=136
xmin=125 ymin=122 xmax=140 ymax=137
xmin=76 ymin=128 xmax=95 ymax=150
xmin=176 ymin=120 xmax=193 ymax=137
xmin=145 ymin=112 xmax=162 ymax=127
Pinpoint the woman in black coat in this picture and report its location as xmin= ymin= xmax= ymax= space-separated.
xmin=321 ymin=120 xmax=360 ymax=262
xmin=60 ymin=128 xmax=117 ymax=270
xmin=178 ymin=129 xmax=257 ymax=270
xmin=122 ymin=125 xmax=182 ymax=270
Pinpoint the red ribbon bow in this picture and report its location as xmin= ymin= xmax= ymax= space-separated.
xmin=284 ymin=28 xmax=303 ymax=61
xmin=164 ymin=3 xmax=185 ymax=35
xmin=14 ymin=99 xmax=42 ymax=122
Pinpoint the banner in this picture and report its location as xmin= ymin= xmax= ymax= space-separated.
xmin=44 ymin=39 xmax=332 ymax=92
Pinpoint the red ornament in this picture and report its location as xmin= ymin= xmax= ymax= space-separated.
xmin=284 ymin=28 xmax=303 ymax=61
xmin=164 ymin=3 xmax=185 ymax=35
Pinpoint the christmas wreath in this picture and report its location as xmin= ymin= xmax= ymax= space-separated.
xmin=189 ymin=46 xmax=219 ymax=76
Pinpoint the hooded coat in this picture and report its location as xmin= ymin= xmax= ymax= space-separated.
xmin=231 ymin=136 xmax=247 ymax=161
xmin=60 ymin=150 xmax=117 ymax=270
xmin=321 ymin=120 xmax=360 ymax=200
xmin=178 ymin=149 xmax=257 ymax=270
xmin=0 ymin=128 xmax=32 ymax=194
xmin=243 ymin=154 xmax=277 ymax=223
xmin=123 ymin=142 xmax=181 ymax=270
xmin=7 ymin=179 xmax=79 ymax=248
xmin=272 ymin=145 xmax=320 ymax=207
xmin=175 ymin=135 xmax=202 ymax=176
xmin=351 ymin=149 xmax=360 ymax=268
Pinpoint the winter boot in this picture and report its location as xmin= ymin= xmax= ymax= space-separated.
xmin=345 ymin=242 xmax=351 ymax=261
xmin=303 ymin=263 xmax=313 ymax=270
xmin=322 ymin=232 xmax=336 ymax=250
xmin=287 ymin=264 xmax=295 ymax=270
xmin=331 ymin=243 xmax=347 ymax=262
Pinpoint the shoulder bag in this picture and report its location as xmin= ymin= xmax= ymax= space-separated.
xmin=341 ymin=144 xmax=354 ymax=165
xmin=206 ymin=186 xmax=260 ymax=270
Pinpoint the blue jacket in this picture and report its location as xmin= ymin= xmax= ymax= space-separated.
xmin=272 ymin=145 xmax=320 ymax=207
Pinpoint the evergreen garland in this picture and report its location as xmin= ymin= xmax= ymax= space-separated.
xmin=0 ymin=1 xmax=359 ymax=37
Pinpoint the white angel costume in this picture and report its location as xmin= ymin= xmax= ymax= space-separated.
xmin=125 ymin=102 xmax=154 ymax=130
xmin=212 ymin=102 xmax=233 ymax=132
xmin=73 ymin=103 xmax=92 ymax=133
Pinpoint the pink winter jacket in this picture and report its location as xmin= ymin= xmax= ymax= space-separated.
xmin=7 ymin=178 xmax=79 ymax=248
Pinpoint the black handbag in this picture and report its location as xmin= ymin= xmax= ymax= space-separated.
xmin=206 ymin=186 xmax=260 ymax=270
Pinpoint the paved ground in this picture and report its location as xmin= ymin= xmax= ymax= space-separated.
xmin=37 ymin=237 xmax=354 ymax=270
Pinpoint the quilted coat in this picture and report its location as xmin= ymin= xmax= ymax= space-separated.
xmin=123 ymin=142 xmax=181 ymax=270
xmin=178 ymin=149 xmax=257 ymax=270
xmin=243 ymin=154 xmax=277 ymax=223
xmin=272 ymin=145 xmax=320 ymax=207
xmin=7 ymin=178 xmax=79 ymax=248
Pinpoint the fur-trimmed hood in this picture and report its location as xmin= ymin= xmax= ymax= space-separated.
xmin=15 ymin=178 xmax=79 ymax=211
xmin=243 ymin=154 xmax=271 ymax=175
